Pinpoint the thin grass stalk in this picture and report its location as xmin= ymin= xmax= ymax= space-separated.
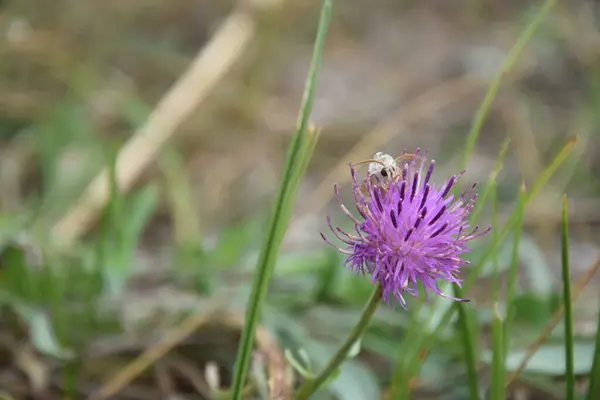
xmin=454 ymin=284 xmax=480 ymax=400
xmin=503 ymin=183 xmax=526 ymax=350
xmin=490 ymin=303 xmax=504 ymax=400
xmin=469 ymin=137 xmax=511 ymax=225
xmin=504 ymin=257 xmax=600 ymax=388
xmin=561 ymin=196 xmax=575 ymax=400
xmin=229 ymin=2 xmax=332 ymax=397
xmin=460 ymin=0 xmax=557 ymax=170
xmin=490 ymin=182 xmax=505 ymax=400
xmin=464 ymin=137 xmax=575 ymax=289
xmin=585 ymin=296 xmax=600 ymax=400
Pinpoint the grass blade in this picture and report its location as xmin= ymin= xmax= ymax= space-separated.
xmin=460 ymin=0 xmax=557 ymax=169
xmin=454 ymin=285 xmax=480 ymax=400
xmin=504 ymin=183 xmax=526 ymax=349
xmin=469 ymin=137 xmax=511 ymax=225
xmin=490 ymin=182 xmax=505 ymax=400
xmin=490 ymin=303 xmax=505 ymax=400
xmin=464 ymin=137 xmax=576 ymax=289
xmin=229 ymin=2 xmax=331 ymax=398
xmin=586 ymin=297 xmax=600 ymax=400
xmin=561 ymin=196 xmax=575 ymax=400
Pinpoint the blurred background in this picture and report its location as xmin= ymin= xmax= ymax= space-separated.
xmin=0 ymin=0 xmax=599 ymax=399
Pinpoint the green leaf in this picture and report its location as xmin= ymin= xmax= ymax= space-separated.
xmin=512 ymin=293 xmax=558 ymax=328
xmin=303 ymin=341 xmax=379 ymax=400
xmin=98 ymin=183 xmax=158 ymax=296
xmin=11 ymin=303 xmax=74 ymax=360
xmin=0 ymin=243 xmax=35 ymax=301
xmin=482 ymin=343 xmax=595 ymax=375
xmin=314 ymin=247 xmax=342 ymax=302
xmin=285 ymin=348 xmax=313 ymax=379
xmin=29 ymin=311 xmax=75 ymax=360
xmin=347 ymin=338 xmax=362 ymax=359
xmin=209 ymin=220 xmax=261 ymax=270
xmin=120 ymin=184 xmax=158 ymax=251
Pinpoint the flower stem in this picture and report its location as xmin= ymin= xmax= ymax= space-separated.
xmin=295 ymin=284 xmax=383 ymax=399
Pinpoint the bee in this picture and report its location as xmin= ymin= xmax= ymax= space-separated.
xmin=353 ymin=151 xmax=417 ymax=191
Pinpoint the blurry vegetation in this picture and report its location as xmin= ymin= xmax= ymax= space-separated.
xmin=0 ymin=0 xmax=600 ymax=399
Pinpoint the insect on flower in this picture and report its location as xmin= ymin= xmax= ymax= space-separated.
xmin=352 ymin=151 xmax=419 ymax=194
xmin=322 ymin=148 xmax=491 ymax=308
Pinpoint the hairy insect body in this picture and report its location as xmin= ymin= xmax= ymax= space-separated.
xmin=352 ymin=151 xmax=418 ymax=199
xmin=367 ymin=152 xmax=399 ymax=187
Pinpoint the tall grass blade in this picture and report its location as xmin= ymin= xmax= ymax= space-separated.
xmin=469 ymin=137 xmax=511 ymax=225
xmin=453 ymin=284 xmax=480 ymax=400
xmin=586 ymin=298 xmax=600 ymax=400
xmin=464 ymin=137 xmax=576 ymax=289
xmin=504 ymin=183 xmax=526 ymax=348
xmin=229 ymin=1 xmax=331 ymax=398
xmin=490 ymin=303 xmax=504 ymax=400
xmin=490 ymin=182 xmax=505 ymax=400
xmin=561 ymin=196 xmax=575 ymax=400
xmin=460 ymin=0 xmax=557 ymax=169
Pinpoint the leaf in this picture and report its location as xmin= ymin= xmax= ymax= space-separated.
xmin=481 ymin=343 xmax=594 ymax=375
xmin=285 ymin=348 xmax=313 ymax=378
xmin=16 ymin=305 xmax=74 ymax=360
xmin=479 ymin=233 xmax=554 ymax=296
xmin=314 ymin=247 xmax=343 ymax=301
xmin=99 ymin=183 xmax=158 ymax=296
xmin=121 ymin=184 xmax=159 ymax=249
xmin=208 ymin=219 xmax=261 ymax=270
xmin=347 ymin=338 xmax=362 ymax=359
xmin=303 ymin=341 xmax=379 ymax=400
xmin=263 ymin=308 xmax=378 ymax=399
xmin=511 ymin=293 xmax=560 ymax=328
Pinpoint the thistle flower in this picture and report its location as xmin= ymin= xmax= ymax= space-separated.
xmin=322 ymin=149 xmax=490 ymax=308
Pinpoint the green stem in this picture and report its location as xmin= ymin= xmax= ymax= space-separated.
xmin=585 ymin=295 xmax=600 ymax=400
xmin=561 ymin=196 xmax=575 ymax=400
xmin=454 ymin=285 xmax=480 ymax=400
xmin=295 ymin=284 xmax=383 ymax=399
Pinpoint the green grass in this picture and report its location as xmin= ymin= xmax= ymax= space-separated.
xmin=587 ymin=295 xmax=600 ymax=400
xmin=396 ymin=137 xmax=574 ymax=399
xmin=444 ymin=1 xmax=558 ymax=398
xmin=489 ymin=181 xmax=505 ymax=400
xmin=460 ymin=0 xmax=558 ymax=171
xmin=561 ymin=196 xmax=575 ymax=400
xmin=229 ymin=1 xmax=331 ymax=397
xmin=3 ymin=0 xmax=600 ymax=399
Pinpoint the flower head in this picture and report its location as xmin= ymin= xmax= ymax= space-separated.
xmin=322 ymin=149 xmax=490 ymax=308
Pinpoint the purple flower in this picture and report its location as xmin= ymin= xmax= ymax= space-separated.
xmin=322 ymin=149 xmax=490 ymax=308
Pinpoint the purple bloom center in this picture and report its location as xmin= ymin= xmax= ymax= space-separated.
xmin=322 ymin=150 xmax=490 ymax=308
